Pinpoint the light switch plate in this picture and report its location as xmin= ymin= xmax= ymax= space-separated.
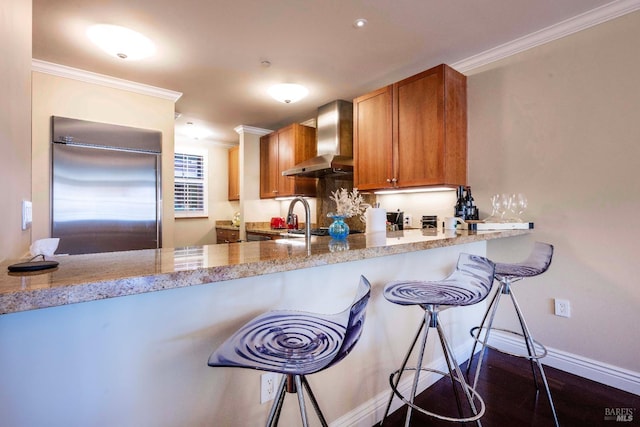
xmin=22 ymin=200 xmax=32 ymax=230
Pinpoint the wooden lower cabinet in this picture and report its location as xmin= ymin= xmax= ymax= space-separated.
xmin=215 ymin=228 xmax=239 ymax=244
xmin=245 ymin=231 xmax=281 ymax=241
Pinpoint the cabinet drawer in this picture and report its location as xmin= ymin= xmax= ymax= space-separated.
xmin=216 ymin=228 xmax=239 ymax=244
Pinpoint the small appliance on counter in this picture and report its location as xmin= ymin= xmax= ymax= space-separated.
xmin=386 ymin=210 xmax=404 ymax=231
xmin=287 ymin=213 xmax=298 ymax=230
xmin=421 ymin=215 xmax=438 ymax=229
xmin=270 ymin=217 xmax=286 ymax=229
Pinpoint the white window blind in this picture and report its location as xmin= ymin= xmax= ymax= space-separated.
xmin=174 ymin=151 xmax=208 ymax=217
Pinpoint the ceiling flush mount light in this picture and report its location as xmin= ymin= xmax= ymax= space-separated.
xmin=353 ymin=18 xmax=368 ymax=29
xmin=268 ymin=83 xmax=309 ymax=104
xmin=87 ymin=24 xmax=156 ymax=60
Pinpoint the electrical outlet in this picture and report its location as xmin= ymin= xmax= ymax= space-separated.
xmin=260 ymin=372 xmax=278 ymax=404
xmin=554 ymin=299 xmax=571 ymax=318
xmin=403 ymin=214 xmax=412 ymax=228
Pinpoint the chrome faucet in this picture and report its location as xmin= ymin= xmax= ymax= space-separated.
xmin=287 ymin=196 xmax=311 ymax=245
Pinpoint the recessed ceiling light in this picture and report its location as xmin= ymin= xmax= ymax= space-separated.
xmin=87 ymin=24 xmax=156 ymax=60
xmin=353 ymin=18 xmax=368 ymax=29
xmin=268 ymin=83 xmax=309 ymax=104
xmin=177 ymin=121 xmax=213 ymax=140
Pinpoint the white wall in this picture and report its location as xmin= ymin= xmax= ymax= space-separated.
xmin=468 ymin=11 xmax=640 ymax=372
xmin=0 ymin=0 xmax=32 ymax=262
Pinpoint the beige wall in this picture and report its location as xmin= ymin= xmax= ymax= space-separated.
xmin=468 ymin=11 xmax=640 ymax=371
xmin=31 ymin=72 xmax=176 ymax=249
xmin=0 ymin=0 xmax=32 ymax=262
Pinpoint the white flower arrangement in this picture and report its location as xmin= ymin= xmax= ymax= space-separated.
xmin=328 ymin=188 xmax=370 ymax=222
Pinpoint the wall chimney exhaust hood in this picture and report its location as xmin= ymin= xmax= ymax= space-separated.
xmin=282 ymin=100 xmax=353 ymax=178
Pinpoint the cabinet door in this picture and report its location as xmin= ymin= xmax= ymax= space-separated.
xmin=395 ymin=66 xmax=445 ymax=187
xmin=354 ymin=85 xmax=393 ymax=190
xmin=259 ymin=132 xmax=279 ymax=198
xmin=228 ymin=146 xmax=240 ymax=201
xmin=287 ymin=124 xmax=317 ymax=197
xmin=260 ymin=124 xmax=317 ymax=199
xmin=277 ymin=125 xmax=296 ymax=197
xmin=216 ymin=228 xmax=239 ymax=244
xmin=395 ymin=64 xmax=467 ymax=187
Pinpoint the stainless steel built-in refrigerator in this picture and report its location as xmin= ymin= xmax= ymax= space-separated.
xmin=51 ymin=116 xmax=162 ymax=255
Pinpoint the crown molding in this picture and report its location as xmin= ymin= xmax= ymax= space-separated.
xmin=234 ymin=125 xmax=272 ymax=136
xmin=453 ymin=0 xmax=640 ymax=73
xmin=32 ymin=59 xmax=183 ymax=102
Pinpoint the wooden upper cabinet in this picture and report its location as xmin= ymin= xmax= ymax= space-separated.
xmin=260 ymin=123 xmax=317 ymax=199
xmin=354 ymin=64 xmax=467 ymax=191
xmin=260 ymin=132 xmax=279 ymax=198
xmin=353 ymin=86 xmax=393 ymax=191
xmin=228 ymin=146 xmax=240 ymax=201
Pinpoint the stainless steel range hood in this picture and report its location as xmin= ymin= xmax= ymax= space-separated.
xmin=282 ymin=100 xmax=353 ymax=178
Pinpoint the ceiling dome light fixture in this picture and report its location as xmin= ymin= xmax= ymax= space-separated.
xmin=268 ymin=83 xmax=309 ymax=104
xmin=87 ymin=24 xmax=156 ymax=60
xmin=353 ymin=18 xmax=368 ymax=29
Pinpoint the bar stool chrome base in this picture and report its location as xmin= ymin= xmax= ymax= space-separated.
xmin=381 ymin=307 xmax=486 ymax=427
xmin=466 ymin=243 xmax=560 ymax=427
xmin=266 ymin=374 xmax=328 ymax=427
xmin=380 ymin=254 xmax=495 ymax=427
xmin=388 ymin=365 xmax=486 ymax=423
xmin=469 ymin=325 xmax=548 ymax=360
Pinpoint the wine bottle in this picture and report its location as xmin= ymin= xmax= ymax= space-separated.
xmin=465 ymin=186 xmax=478 ymax=220
xmin=454 ymin=186 xmax=466 ymax=218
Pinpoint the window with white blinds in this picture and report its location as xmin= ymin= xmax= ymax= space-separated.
xmin=174 ymin=151 xmax=208 ymax=217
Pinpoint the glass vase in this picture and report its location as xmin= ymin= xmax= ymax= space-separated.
xmin=328 ymin=215 xmax=350 ymax=240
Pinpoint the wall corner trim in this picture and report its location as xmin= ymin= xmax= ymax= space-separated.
xmin=234 ymin=125 xmax=272 ymax=136
xmin=32 ymin=59 xmax=183 ymax=102
xmin=453 ymin=0 xmax=640 ymax=73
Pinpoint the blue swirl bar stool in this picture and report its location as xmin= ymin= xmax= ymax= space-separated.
xmin=208 ymin=276 xmax=371 ymax=427
xmin=466 ymin=242 xmax=559 ymax=427
xmin=380 ymin=253 xmax=496 ymax=427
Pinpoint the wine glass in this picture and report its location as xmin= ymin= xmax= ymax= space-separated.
xmin=485 ymin=194 xmax=501 ymax=222
xmin=512 ymin=193 xmax=528 ymax=222
xmin=498 ymin=193 xmax=512 ymax=222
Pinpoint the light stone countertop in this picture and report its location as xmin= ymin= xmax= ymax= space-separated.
xmin=0 ymin=229 xmax=529 ymax=315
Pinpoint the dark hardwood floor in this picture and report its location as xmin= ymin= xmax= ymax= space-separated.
xmin=377 ymin=349 xmax=639 ymax=427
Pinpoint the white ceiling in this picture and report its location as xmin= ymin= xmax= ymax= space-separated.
xmin=33 ymin=0 xmax=627 ymax=143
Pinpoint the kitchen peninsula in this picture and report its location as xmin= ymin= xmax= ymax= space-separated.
xmin=1 ymin=229 xmax=526 ymax=314
xmin=1 ymin=229 xmax=529 ymax=427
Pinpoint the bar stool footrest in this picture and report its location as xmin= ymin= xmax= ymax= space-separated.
xmin=388 ymin=367 xmax=485 ymax=423
xmin=470 ymin=326 xmax=548 ymax=360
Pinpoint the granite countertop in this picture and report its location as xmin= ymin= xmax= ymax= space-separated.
xmin=0 ymin=229 xmax=529 ymax=315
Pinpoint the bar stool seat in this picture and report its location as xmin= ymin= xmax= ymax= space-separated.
xmin=380 ymin=253 xmax=496 ymax=426
xmin=208 ymin=276 xmax=370 ymax=427
xmin=467 ymin=242 xmax=559 ymax=427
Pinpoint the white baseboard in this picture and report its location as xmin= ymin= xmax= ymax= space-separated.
xmin=331 ymin=332 xmax=640 ymax=427
xmin=486 ymin=330 xmax=640 ymax=396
